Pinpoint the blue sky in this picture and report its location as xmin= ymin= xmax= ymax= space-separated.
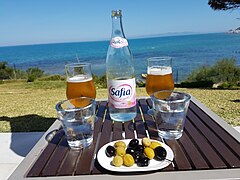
xmin=0 ymin=0 xmax=239 ymax=46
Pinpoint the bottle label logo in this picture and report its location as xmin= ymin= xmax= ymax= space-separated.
xmin=110 ymin=37 xmax=128 ymax=48
xmin=108 ymin=78 xmax=136 ymax=109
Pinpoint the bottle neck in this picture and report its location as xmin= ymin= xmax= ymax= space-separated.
xmin=111 ymin=15 xmax=126 ymax=38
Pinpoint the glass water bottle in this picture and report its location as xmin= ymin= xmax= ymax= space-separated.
xmin=106 ymin=10 xmax=137 ymax=122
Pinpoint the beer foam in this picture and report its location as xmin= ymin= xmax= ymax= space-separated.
xmin=67 ymin=75 xmax=92 ymax=82
xmin=147 ymin=66 xmax=172 ymax=75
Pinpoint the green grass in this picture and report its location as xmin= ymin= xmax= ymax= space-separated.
xmin=0 ymin=81 xmax=239 ymax=132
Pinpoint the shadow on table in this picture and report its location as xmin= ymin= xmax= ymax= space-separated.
xmin=0 ymin=115 xmax=55 ymax=157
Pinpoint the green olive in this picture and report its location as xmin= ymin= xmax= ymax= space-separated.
xmin=149 ymin=141 xmax=161 ymax=150
xmin=123 ymin=154 xmax=135 ymax=167
xmin=114 ymin=141 xmax=126 ymax=149
xmin=142 ymin=137 xmax=151 ymax=147
xmin=112 ymin=155 xmax=123 ymax=167
xmin=116 ymin=146 xmax=126 ymax=156
xmin=144 ymin=147 xmax=155 ymax=159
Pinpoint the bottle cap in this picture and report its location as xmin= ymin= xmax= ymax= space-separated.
xmin=112 ymin=10 xmax=122 ymax=17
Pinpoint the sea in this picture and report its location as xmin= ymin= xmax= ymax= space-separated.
xmin=0 ymin=33 xmax=240 ymax=82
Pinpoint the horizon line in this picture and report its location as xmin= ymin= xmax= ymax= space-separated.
xmin=0 ymin=31 xmax=225 ymax=48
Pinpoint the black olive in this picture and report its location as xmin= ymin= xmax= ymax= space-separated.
xmin=126 ymin=147 xmax=135 ymax=155
xmin=135 ymin=145 xmax=144 ymax=153
xmin=133 ymin=152 xmax=145 ymax=163
xmin=137 ymin=157 xmax=150 ymax=167
xmin=105 ymin=145 xmax=115 ymax=157
xmin=154 ymin=146 xmax=167 ymax=160
xmin=129 ymin=139 xmax=139 ymax=148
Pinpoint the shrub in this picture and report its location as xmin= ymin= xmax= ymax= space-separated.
xmin=37 ymin=74 xmax=65 ymax=81
xmin=217 ymin=82 xmax=231 ymax=89
xmin=184 ymin=58 xmax=240 ymax=88
xmin=180 ymin=80 xmax=214 ymax=88
xmin=186 ymin=66 xmax=211 ymax=82
xmin=0 ymin=61 xmax=14 ymax=79
xmin=27 ymin=75 xmax=35 ymax=82
xmin=0 ymin=61 xmax=26 ymax=79
xmin=26 ymin=67 xmax=44 ymax=82
xmin=209 ymin=58 xmax=240 ymax=83
xmin=93 ymin=74 xmax=107 ymax=88
xmin=14 ymin=69 xmax=27 ymax=79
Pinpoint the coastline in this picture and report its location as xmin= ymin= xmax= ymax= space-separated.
xmin=0 ymin=33 xmax=240 ymax=82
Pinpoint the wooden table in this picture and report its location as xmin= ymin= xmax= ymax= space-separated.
xmin=9 ymin=97 xmax=240 ymax=180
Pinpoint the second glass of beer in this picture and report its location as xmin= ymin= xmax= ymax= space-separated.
xmin=65 ymin=63 xmax=96 ymax=99
xmin=146 ymin=57 xmax=174 ymax=115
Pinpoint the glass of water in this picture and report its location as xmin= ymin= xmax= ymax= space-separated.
xmin=56 ymin=97 xmax=96 ymax=149
xmin=151 ymin=90 xmax=191 ymax=139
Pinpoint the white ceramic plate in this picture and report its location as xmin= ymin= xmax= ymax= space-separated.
xmin=97 ymin=139 xmax=174 ymax=172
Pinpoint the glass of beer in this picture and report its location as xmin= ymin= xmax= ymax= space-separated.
xmin=65 ymin=63 xmax=96 ymax=99
xmin=145 ymin=57 xmax=174 ymax=115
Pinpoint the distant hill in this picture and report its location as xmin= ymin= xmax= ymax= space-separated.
xmin=129 ymin=32 xmax=199 ymax=39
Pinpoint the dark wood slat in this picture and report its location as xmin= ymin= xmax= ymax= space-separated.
xmin=135 ymin=103 xmax=147 ymax=138
xmin=124 ymin=120 xmax=135 ymax=139
xmin=59 ymin=102 xmax=106 ymax=175
xmin=93 ymin=101 xmax=107 ymax=143
xmin=139 ymin=99 xmax=175 ymax=171
xmin=75 ymin=101 xmax=106 ymax=175
xmin=92 ymin=108 xmax=113 ymax=174
xmin=57 ymin=149 xmax=81 ymax=176
xmin=185 ymin=117 xmax=226 ymax=168
xmin=96 ymin=101 xmax=108 ymax=119
xmin=189 ymin=101 xmax=240 ymax=158
xmin=165 ymin=139 xmax=192 ymax=170
xmin=41 ymin=136 xmax=69 ymax=176
xmin=97 ymin=109 xmax=113 ymax=149
xmin=75 ymin=145 xmax=95 ymax=175
xmin=178 ymin=130 xmax=209 ymax=169
xmin=187 ymin=108 xmax=240 ymax=168
xmin=146 ymin=98 xmax=153 ymax=108
xmin=139 ymin=99 xmax=159 ymax=140
xmin=162 ymin=163 xmax=174 ymax=171
xmin=93 ymin=101 xmax=108 ymax=144
xmin=75 ymin=122 xmax=103 ymax=175
xmin=27 ymin=130 xmax=64 ymax=177
xmin=145 ymin=98 xmax=160 ymax=138
xmin=112 ymin=122 xmax=123 ymax=141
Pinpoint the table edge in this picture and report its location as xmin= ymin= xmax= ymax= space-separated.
xmin=8 ymin=120 xmax=62 ymax=180
xmin=190 ymin=96 xmax=240 ymax=142
xmin=9 ymin=168 xmax=240 ymax=180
